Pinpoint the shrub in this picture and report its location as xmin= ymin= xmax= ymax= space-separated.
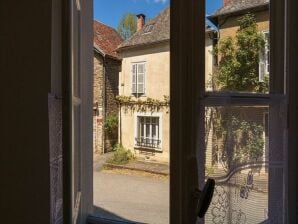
xmin=107 ymin=144 xmax=135 ymax=165
xmin=104 ymin=114 xmax=118 ymax=136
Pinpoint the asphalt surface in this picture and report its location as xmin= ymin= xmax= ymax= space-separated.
xmin=93 ymin=170 xmax=169 ymax=224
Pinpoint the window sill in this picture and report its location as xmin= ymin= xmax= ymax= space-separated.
xmin=134 ymin=146 xmax=163 ymax=152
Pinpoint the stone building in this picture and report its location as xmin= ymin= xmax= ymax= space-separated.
xmin=93 ymin=21 xmax=123 ymax=153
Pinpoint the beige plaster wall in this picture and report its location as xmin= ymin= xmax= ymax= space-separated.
xmin=119 ymin=39 xmax=214 ymax=163
xmin=119 ymin=42 xmax=170 ymax=163
xmin=119 ymin=42 xmax=170 ymax=100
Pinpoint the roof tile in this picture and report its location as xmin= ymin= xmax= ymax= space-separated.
xmin=212 ymin=0 xmax=269 ymax=17
xmin=118 ymin=7 xmax=170 ymax=50
xmin=93 ymin=20 xmax=123 ymax=59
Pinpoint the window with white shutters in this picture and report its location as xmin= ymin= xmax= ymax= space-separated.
xmin=132 ymin=62 xmax=145 ymax=95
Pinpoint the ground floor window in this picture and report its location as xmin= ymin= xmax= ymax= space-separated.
xmin=135 ymin=116 xmax=161 ymax=149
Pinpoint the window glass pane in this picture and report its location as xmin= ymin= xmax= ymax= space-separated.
xmin=202 ymin=105 xmax=285 ymax=223
xmin=140 ymin=117 xmax=144 ymax=137
xmin=146 ymin=121 xmax=150 ymax=138
xmin=206 ymin=0 xmax=270 ymax=93
xmin=152 ymin=123 xmax=157 ymax=139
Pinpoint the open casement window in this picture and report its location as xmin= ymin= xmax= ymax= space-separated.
xmin=62 ymin=0 xmax=297 ymax=223
xmin=132 ymin=62 xmax=145 ymax=96
xmin=63 ymin=0 xmax=93 ymax=223
xmin=70 ymin=0 xmax=83 ymax=222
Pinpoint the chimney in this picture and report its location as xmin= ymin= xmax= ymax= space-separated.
xmin=136 ymin=14 xmax=146 ymax=32
xmin=223 ymin=0 xmax=232 ymax=6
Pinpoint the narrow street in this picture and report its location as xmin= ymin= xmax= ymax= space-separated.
xmin=93 ymin=169 xmax=169 ymax=224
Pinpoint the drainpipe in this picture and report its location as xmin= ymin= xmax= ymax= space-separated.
xmin=118 ymin=67 xmax=122 ymax=145
xmin=119 ymin=104 xmax=122 ymax=145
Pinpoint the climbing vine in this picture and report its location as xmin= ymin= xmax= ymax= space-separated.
xmin=116 ymin=95 xmax=170 ymax=112
xmin=214 ymin=13 xmax=269 ymax=93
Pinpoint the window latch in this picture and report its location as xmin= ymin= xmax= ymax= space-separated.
xmin=194 ymin=178 xmax=215 ymax=218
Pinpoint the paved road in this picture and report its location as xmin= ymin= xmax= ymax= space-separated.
xmin=93 ymin=170 xmax=169 ymax=224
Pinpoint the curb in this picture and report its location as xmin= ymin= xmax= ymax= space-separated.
xmin=103 ymin=162 xmax=169 ymax=176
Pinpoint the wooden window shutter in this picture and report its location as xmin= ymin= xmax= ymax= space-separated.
xmin=132 ymin=64 xmax=137 ymax=93
xmin=137 ymin=63 xmax=145 ymax=94
xmin=259 ymin=50 xmax=266 ymax=82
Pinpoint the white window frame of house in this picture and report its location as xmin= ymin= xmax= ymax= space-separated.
xmin=131 ymin=61 xmax=146 ymax=96
xmin=259 ymin=30 xmax=270 ymax=82
xmin=134 ymin=112 xmax=163 ymax=151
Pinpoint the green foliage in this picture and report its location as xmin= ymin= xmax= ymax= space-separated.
xmin=104 ymin=114 xmax=118 ymax=135
xmin=215 ymin=13 xmax=268 ymax=93
xmin=117 ymin=13 xmax=137 ymax=40
xmin=108 ymin=144 xmax=135 ymax=165
xmin=115 ymin=95 xmax=170 ymax=112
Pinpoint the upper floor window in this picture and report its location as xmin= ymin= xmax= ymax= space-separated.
xmin=259 ymin=31 xmax=270 ymax=82
xmin=132 ymin=62 xmax=145 ymax=96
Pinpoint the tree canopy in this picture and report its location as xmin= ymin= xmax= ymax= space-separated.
xmin=117 ymin=13 xmax=137 ymax=40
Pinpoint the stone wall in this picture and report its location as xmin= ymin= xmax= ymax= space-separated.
xmin=93 ymin=52 xmax=121 ymax=153
xmin=104 ymin=57 xmax=121 ymax=152
xmin=93 ymin=53 xmax=104 ymax=153
xmin=105 ymin=58 xmax=121 ymax=117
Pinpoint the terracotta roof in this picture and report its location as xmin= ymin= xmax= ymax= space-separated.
xmin=93 ymin=20 xmax=123 ymax=59
xmin=118 ymin=7 xmax=170 ymax=50
xmin=209 ymin=0 xmax=269 ymax=24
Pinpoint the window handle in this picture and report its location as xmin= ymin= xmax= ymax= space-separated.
xmin=194 ymin=178 xmax=215 ymax=218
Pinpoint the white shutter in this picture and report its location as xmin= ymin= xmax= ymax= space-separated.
xmin=137 ymin=63 xmax=145 ymax=94
xmin=259 ymin=50 xmax=266 ymax=82
xmin=132 ymin=64 xmax=137 ymax=93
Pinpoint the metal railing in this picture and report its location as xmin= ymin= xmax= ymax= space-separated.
xmin=135 ymin=137 xmax=161 ymax=149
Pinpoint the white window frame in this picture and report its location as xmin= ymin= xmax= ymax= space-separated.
xmin=131 ymin=62 xmax=146 ymax=96
xmin=134 ymin=112 xmax=163 ymax=151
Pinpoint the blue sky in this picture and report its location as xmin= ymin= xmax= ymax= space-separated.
xmin=94 ymin=0 xmax=222 ymax=29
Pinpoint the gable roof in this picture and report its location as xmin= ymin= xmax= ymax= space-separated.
xmin=208 ymin=0 xmax=269 ymax=25
xmin=93 ymin=20 xmax=123 ymax=60
xmin=117 ymin=7 xmax=170 ymax=51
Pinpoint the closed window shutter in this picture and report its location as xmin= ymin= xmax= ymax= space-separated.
xmin=132 ymin=64 xmax=137 ymax=93
xmin=137 ymin=63 xmax=145 ymax=94
xmin=259 ymin=50 xmax=266 ymax=82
